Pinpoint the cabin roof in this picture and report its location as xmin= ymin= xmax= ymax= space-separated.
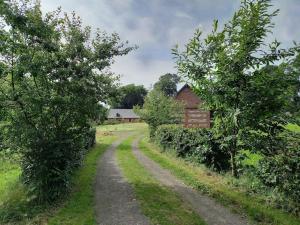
xmin=175 ymin=84 xmax=202 ymax=108
xmin=107 ymin=109 xmax=140 ymax=119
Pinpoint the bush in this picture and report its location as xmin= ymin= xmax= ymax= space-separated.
xmin=84 ymin=128 xmax=96 ymax=150
xmin=103 ymin=120 xmax=121 ymax=125
xmin=257 ymin=130 xmax=300 ymax=208
xmin=0 ymin=125 xmax=5 ymax=151
xmin=16 ymin=126 xmax=97 ymax=203
xmin=154 ymin=125 xmax=231 ymax=171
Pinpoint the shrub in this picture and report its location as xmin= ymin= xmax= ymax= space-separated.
xmin=19 ymin=127 xmax=86 ymax=202
xmin=0 ymin=124 xmax=5 ymax=151
xmin=103 ymin=120 xmax=121 ymax=125
xmin=154 ymin=125 xmax=230 ymax=171
xmin=257 ymin=130 xmax=300 ymax=208
xmin=84 ymin=128 xmax=96 ymax=150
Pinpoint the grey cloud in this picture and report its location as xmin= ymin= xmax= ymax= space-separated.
xmin=41 ymin=0 xmax=300 ymax=87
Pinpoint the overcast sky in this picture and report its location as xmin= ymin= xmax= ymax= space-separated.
xmin=41 ymin=0 xmax=300 ymax=88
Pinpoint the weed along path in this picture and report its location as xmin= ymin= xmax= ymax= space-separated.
xmin=131 ymin=137 xmax=250 ymax=225
xmin=94 ymin=133 xmax=150 ymax=225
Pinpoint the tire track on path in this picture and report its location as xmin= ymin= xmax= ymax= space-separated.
xmin=131 ymin=137 xmax=250 ymax=225
xmin=94 ymin=134 xmax=150 ymax=225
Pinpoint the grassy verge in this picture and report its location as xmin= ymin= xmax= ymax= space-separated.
xmin=139 ymin=137 xmax=300 ymax=225
xmin=0 ymin=155 xmax=37 ymax=224
xmin=97 ymin=122 xmax=147 ymax=132
xmin=116 ymin=137 xmax=206 ymax=225
xmin=0 ymin=130 xmax=116 ymax=225
xmin=0 ymin=159 xmax=21 ymax=203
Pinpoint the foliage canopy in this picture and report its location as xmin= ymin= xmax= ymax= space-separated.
xmin=0 ymin=0 xmax=132 ymax=202
xmin=153 ymin=73 xmax=180 ymax=97
xmin=111 ymin=84 xmax=147 ymax=109
xmin=173 ymin=0 xmax=299 ymax=176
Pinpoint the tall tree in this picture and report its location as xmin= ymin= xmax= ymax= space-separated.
xmin=111 ymin=84 xmax=147 ymax=109
xmin=153 ymin=73 xmax=180 ymax=96
xmin=0 ymin=0 xmax=132 ymax=202
xmin=173 ymin=0 xmax=299 ymax=177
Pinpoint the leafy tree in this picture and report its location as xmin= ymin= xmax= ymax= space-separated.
xmin=134 ymin=90 xmax=183 ymax=137
xmin=111 ymin=84 xmax=147 ymax=109
xmin=173 ymin=0 xmax=299 ymax=176
xmin=153 ymin=73 xmax=180 ymax=96
xmin=0 ymin=0 xmax=132 ymax=202
xmin=290 ymin=52 xmax=300 ymax=120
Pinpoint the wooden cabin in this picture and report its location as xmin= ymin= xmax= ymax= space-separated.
xmin=175 ymin=85 xmax=210 ymax=128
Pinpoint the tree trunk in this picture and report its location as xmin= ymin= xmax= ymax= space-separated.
xmin=230 ymin=151 xmax=238 ymax=178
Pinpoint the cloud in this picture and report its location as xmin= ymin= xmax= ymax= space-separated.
xmin=111 ymin=53 xmax=176 ymax=89
xmin=175 ymin=11 xmax=193 ymax=20
xmin=271 ymin=0 xmax=300 ymax=46
xmin=40 ymin=0 xmax=300 ymax=87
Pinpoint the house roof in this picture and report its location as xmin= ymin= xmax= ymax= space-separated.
xmin=107 ymin=109 xmax=140 ymax=119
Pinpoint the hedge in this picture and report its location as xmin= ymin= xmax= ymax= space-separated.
xmin=257 ymin=130 xmax=300 ymax=208
xmin=84 ymin=127 xmax=96 ymax=150
xmin=154 ymin=125 xmax=230 ymax=171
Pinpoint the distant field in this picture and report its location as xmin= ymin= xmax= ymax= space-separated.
xmin=97 ymin=122 xmax=147 ymax=132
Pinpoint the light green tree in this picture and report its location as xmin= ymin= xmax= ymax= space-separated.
xmin=173 ymin=0 xmax=299 ymax=176
xmin=134 ymin=90 xmax=183 ymax=137
xmin=0 ymin=0 xmax=132 ymax=202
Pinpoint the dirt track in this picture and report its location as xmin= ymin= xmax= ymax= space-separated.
xmin=94 ymin=132 xmax=250 ymax=225
xmin=131 ymin=137 xmax=250 ymax=225
xmin=94 ymin=135 xmax=150 ymax=225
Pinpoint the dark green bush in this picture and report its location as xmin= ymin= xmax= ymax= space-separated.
xmin=257 ymin=130 xmax=300 ymax=208
xmin=154 ymin=125 xmax=230 ymax=171
xmin=84 ymin=127 xmax=96 ymax=150
xmin=16 ymin=126 xmax=97 ymax=203
xmin=18 ymin=128 xmax=84 ymax=202
xmin=0 ymin=125 xmax=5 ymax=151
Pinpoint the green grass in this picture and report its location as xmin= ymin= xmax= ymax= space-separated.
xmin=0 ymin=128 xmax=116 ymax=225
xmin=0 ymin=157 xmax=33 ymax=224
xmin=116 ymin=137 xmax=206 ymax=225
xmin=0 ymin=159 xmax=21 ymax=202
xmin=97 ymin=122 xmax=147 ymax=132
xmin=139 ymin=137 xmax=300 ymax=225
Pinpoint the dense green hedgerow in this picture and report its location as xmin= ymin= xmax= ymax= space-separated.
xmin=257 ymin=130 xmax=300 ymax=211
xmin=85 ymin=128 xmax=96 ymax=150
xmin=154 ymin=125 xmax=231 ymax=171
